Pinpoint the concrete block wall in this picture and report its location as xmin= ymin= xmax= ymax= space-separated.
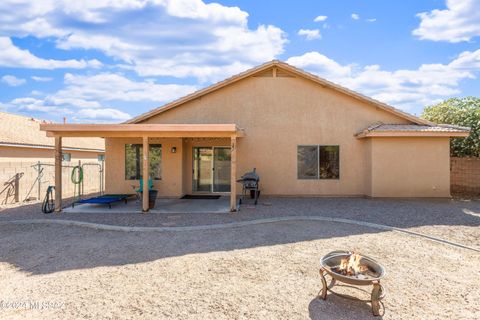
xmin=451 ymin=157 xmax=480 ymax=195
xmin=0 ymin=161 xmax=104 ymax=205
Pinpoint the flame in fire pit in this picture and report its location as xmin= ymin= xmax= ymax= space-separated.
xmin=334 ymin=252 xmax=368 ymax=277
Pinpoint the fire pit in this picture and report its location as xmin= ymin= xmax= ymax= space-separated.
xmin=319 ymin=250 xmax=386 ymax=316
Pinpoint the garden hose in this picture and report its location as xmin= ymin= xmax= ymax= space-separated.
xmin=71 ymin=165 xmax=84 ymax=201
xmin=41 ymin=186 xmax=55 ymax=214
xmin=71 ymin=165 xmax=84 ymax=184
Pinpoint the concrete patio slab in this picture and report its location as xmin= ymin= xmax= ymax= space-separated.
xmin=63 ymin=196 xmax=230 ymax=214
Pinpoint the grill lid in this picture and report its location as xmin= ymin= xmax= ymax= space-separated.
xmin=238 ymin=168 xmax=259 ymax=182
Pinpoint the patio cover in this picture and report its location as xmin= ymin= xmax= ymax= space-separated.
xmin=40 ymin=123 xmax=245 ymax=138
xmin=40 ymin=123 xmax=245 ymax=213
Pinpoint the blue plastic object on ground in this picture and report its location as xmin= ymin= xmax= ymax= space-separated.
xmin=72 ymin=194 xmax=132 ymax=209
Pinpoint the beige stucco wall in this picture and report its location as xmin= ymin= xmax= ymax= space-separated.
xmin=0 ymin=146 xmax=102 ymax=162
xmin=105 ymin=137 xmax=183 ymax=197
xmin=103 ymin=72 xmax=452 ymax=197
xmin=369 ymin=137 xmax=451 ymax=197
xmin=140 ymin=74 xmax=419 ymax=196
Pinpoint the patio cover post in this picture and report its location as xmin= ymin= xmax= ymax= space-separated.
xmin=54 ymin=136 xmax=62 ymax=212
xmin=230 ymin=136 xmax=237 ymax=212
xmin=142 ymin=136 xmax=150 ymax=213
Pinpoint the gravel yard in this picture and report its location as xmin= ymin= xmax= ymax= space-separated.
xmin=1 ymin=197 xmax=479 ymax=249
xmin=0 ymin=219 xmax=479 ymax=320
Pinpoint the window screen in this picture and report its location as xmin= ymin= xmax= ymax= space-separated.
xmin=297 ymin=146 xmax=319 ymax=179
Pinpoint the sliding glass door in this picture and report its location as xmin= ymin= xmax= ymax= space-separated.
xmin=213 ymin=147 xmax=231 ymax=192
xmin=193 ymin=147 xmax=231 ymax=193
xmin=193 ymin=147 xmax=212 ymax=192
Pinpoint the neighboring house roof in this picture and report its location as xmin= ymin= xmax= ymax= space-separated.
xmin=126 ymin=60 xmax=434 ymax=126
xmin=0 ymin=112 xmax=105 ymax=152
xmin=355 ymin=123 xmax=470 ymax=138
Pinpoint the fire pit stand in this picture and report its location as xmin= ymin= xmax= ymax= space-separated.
xmin=319 ymin=251 xmax=386 ymax=316
xmin=319 ymin=268 xmax=385 ymax=316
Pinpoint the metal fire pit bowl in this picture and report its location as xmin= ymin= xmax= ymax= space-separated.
xmin=319 ymin=250 xmax=387 ymax=316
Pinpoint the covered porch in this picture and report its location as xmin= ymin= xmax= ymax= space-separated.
xmin=40 ymin=123 xmax=245 ymax=213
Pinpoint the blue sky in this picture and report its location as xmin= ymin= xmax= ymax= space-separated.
xmin=0 ymin=0 xmax=478 ymax=122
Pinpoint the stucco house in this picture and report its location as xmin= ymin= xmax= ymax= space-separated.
xmin=40 ymin=60 xmax=470 ymax=212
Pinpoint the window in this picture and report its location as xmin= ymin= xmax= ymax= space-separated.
xmin=62 ymin=153 xmax=71 ymax=162
xmin=125 ymin=144 xmax=162 ymax=180
xmin=297 ymin=145 xmax=339 ymax=180
xmin=319 ymin=146 xmax=340 ymax=179
xmin=297 ymin=146 xmax=318 ymax=179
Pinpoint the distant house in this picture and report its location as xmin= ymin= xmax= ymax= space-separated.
xmin=41 ymin=60 xmax=470 ymax=212
xmin=0 ymin=112 xmax=104 ymax=204
xmin=0 ymin=112 xmax=104 ymax=162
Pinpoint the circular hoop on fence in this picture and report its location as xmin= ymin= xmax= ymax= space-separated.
xmin=71 ymin=166 xmax=83 ymax=185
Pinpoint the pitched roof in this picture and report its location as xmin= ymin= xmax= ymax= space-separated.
xmin=0 ymin=112 xmax=104 ymax=152
xmin=355 ymin=123 xmax=470 ymax=138
xmin=126 ymin=60 xmax=434 ymax=126
xmin=364 ymin=124 xmax=470 ymax=132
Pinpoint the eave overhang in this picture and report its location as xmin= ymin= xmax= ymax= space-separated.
xmin=40 ymin=123 xmax=245 ymax=138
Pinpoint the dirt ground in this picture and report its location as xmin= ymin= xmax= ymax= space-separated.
xmin=0 ymin=220 xmax=478 ymax=320
xmin=2 ymin=197 xmax=479 ymax=251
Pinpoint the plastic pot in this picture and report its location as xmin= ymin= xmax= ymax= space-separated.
xmin=141 ymin=189 xmax=158 ymax=209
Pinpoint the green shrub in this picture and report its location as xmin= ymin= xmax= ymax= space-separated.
xmin=421 ymin=97 xmax=479 ymax=157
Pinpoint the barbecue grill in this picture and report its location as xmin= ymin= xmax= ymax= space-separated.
xmin=237 ymin=168 xmax=260 ymax=205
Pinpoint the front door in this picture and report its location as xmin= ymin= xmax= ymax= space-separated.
xmin=193 ymin=147 xmax=231 ymax=193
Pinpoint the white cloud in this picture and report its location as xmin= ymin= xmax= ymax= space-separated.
xmin=449 ymin=49 xmax=480 ymax=70
xmin=31 ymin=76 xmax=53 ymax=82
xmin=0 ymin=0 xmax=287 ymax=82
xmin=314 ymin=15 xmax=328 ymax=22
xmin=287 ymin=49 xmax=480 ymax=111
xmin=3 ymin=72 xmax=197 ymax=122
xmin=75 ymin=108 xmax=131 ymax=122
xmin=366 ymin=18 xmax=376 ymax=23
xmin=413 ymin=0 xmax=480 ymax=42
xmin=287 ymin=52 xmax=353 ymax=80
xmin=0 ymin=37 xmax=102 ymax=69
xmin=298 ymin=29 xmax=321 ymax=40
xmin=9 ymin=96 xmax=128 ymax=122
xmin=351 ymin=13 xmax=360 ymax=20
xmin=10 ymin=97 xmax=72 ymax=114
xmin=7 ymin=96 xmax=123 ymax=122
xmin=58 ymin=73 xmax=197 ymax=103
xmin=1 ymin=75 xmax=26 ymax=86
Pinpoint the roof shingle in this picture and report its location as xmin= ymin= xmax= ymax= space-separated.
xmin=364 ymin=124 xmax=470 ymax=133
xmin=0 ymin=112 xmax=104 ymax=151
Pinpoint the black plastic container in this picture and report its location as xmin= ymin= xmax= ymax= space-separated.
xmin=148 ymin=189 xmax=158 ymax=209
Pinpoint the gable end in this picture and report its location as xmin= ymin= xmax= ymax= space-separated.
xmin=127 ymin=61 xmax=432 ymax=126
